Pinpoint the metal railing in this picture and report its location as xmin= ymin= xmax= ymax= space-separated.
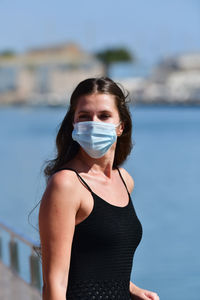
xmin=0 ymin=220 xmax=42 ymax=292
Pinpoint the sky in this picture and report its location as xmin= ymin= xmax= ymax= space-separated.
xmin=0 ymin=0 xmax=200 ymax=65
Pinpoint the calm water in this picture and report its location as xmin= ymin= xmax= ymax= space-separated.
xmin=0 ymin=104 xmax=199 ymax=300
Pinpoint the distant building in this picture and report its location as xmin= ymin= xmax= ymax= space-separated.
xmin=0 ymin=42 xmax=104 ymax=105
xmin=121 ymin=52 xmax=200 ymax=105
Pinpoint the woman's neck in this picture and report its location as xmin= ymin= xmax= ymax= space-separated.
xmin=75 ymin=150 xmax=115 ymax=179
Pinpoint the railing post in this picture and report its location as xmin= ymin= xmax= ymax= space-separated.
xmin=29 ymin=247 xmax=41 ymax=291
xmin=0 ymin=233 xmax=2 ymax=260
xmin=0 ymin=220 xmax=42 ymax=293
xmin=9 ymin=238 xmax=20 ymax=274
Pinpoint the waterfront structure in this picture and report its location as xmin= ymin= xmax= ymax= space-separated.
xmin=1 ymin=47 xmax=200 ymax=106
xmin=0 ymin=43 xmax=104 ymax=105
xmin=120 ymin=52 xmax=200 ymax=105
xmin=0 ymin=219 xmax=42 ymax=298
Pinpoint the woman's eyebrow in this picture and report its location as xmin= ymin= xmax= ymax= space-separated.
xmin=78 ymin=110 xmax=90 ymax=114
xmin=99 ymin=110 xmax=112 ymax=113
xmin=78 ymin=110 xmax=112 ymax=114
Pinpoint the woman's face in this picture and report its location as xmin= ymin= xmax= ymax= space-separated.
xmin=73 ymin=93 xmax=123 ymax=136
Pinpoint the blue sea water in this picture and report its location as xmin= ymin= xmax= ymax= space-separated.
xmin=0 ymin=104 xmax=199 ymax=300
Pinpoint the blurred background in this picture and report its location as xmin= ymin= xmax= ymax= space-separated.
xmin=0 ymin=0 xmax=200 ymax=299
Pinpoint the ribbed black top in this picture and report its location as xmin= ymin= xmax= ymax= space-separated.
xmin=53 ymin=167 xmax=143 ymax=300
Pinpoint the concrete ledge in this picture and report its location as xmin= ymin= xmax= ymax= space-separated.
xmin=0 ymin=261 xmax=41 ymax=300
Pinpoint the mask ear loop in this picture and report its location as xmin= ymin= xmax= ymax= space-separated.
xmin=115 ymin=121 xmax=121 ymax=128
xmin=116 ymin=121 xmax=123 ymax=137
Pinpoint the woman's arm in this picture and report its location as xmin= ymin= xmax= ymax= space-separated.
xmin=39 ymin=171 xmax=80 ymax=300
xmin=129 ymin=281 xmax=160 ymax=300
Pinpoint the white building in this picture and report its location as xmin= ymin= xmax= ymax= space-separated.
xmin=121 ymin=52 xmax=200 ymax=105
xmin=0 ymin=43 xmax=104 ymax=105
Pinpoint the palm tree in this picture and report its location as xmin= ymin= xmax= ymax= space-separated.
xmin=95 ymin=47 xmax=133 ymax=77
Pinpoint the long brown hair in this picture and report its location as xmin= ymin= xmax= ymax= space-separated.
xmin=44 ymin=76 xmax=133 ymax=182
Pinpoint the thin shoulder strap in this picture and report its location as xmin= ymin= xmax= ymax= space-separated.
xmin=116 ymin=167 xmax=130 ymax=195
xmin=53 ymin=167 xmax=93 ymax=193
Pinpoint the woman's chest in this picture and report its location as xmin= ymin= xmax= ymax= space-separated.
xmin=80 ymin=173 xmax=130 ymax=207
xmin=74 ymin=194 xmax=143 ymax=254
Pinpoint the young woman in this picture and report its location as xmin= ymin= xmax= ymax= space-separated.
xmin=39 ymin=77 xmax=159 ymax=300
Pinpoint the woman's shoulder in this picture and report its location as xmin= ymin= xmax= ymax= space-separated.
xmin=117 ymin=167 xmax=135 ymax=193
xmin=41 ymin=168 xmax=81 ymax=210
xmin=49 ymin=167 xmax=78 ymax=185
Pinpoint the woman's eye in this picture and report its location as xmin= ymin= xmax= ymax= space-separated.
xmin=79 ymin=115 xmax=88 ymax=119
xmin=78 ymin=114 xmax=110 ymax=120
xmin=100 ymin=114 xmax=110 ymax=119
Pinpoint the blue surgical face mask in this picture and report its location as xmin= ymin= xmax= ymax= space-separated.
xmin=72 ymin=120 xmax=121 ymax=158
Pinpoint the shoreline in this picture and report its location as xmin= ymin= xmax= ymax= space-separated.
xmin=1 ymin=101 xmax=200 ymax=109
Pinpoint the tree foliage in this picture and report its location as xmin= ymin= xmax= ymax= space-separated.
xmin=95 ymin=47 xmax=133 ymax=76
xmin=0 ymin=50 xmax=16 ymax=58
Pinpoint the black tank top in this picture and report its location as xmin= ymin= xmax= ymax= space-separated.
xmin=53 ymin=167 xmax=143 ymax=300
